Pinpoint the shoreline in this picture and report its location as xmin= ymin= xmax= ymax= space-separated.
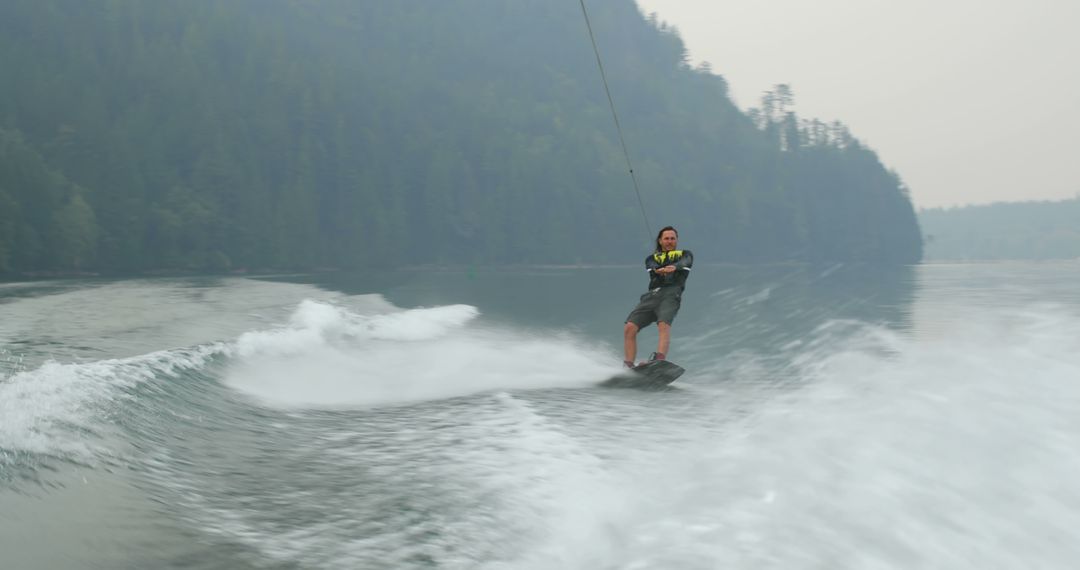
xmin=6 ymin=258 xmax=1078 ymax=284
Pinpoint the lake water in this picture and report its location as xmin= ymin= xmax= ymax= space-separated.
xmin=2 ymin=262 xmax=1079 ymax=569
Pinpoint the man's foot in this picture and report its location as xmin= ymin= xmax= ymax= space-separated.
xmin=648 ymin=352 xmax=666 ymax=362
xmin=623 ymin=360 xmax=635 ymax=369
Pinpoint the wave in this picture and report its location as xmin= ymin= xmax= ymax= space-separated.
xmin=1 ymin=295 xmax=622 ymax=476
xmin=223 ymin=299 xmax=621 ymax=409
xmin=0 ymin=344 xmax=224 ymax=464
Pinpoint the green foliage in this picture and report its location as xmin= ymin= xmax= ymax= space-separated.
xmin=0 ymin=0 xmax=921 ymax=275
xmin=747 ymin=86 xmax=923 ymax=264
xmin=920 ymin=198 xmax=1080 ymax=260
xmin=0 ymin=127 xmax=100 ymax=272
xmin=49 ymin=193 xmax=98 ymax=269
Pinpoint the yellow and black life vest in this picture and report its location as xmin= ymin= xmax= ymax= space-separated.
xmin=652 ymin=250 xmax=685 ymax=265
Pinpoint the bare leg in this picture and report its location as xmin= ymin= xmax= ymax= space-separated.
xmin=623 ymin=322 xmax=639 ymax=364
xmin=657 ymin=321 xmax=671 ymax=357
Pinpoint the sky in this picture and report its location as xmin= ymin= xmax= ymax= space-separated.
xmin=634 ymin=0 xmax=1080 ymax=209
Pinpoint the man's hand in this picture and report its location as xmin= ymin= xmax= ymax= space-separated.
xmin=658 ymin=265 xmax=676 ymax=275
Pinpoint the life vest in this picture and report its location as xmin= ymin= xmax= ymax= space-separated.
xmin=652 ymin=250 xmax=685 ymax=265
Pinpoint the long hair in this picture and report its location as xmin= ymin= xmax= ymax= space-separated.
xmin=654 ymin=226 xmax=678 ymax=253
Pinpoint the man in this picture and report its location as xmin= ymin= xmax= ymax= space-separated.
xmin=623 ymin=226 xmax=693 ymax=368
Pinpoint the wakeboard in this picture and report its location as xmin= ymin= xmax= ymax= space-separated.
xmin=601 ymin=359 xmax=685 ymax=389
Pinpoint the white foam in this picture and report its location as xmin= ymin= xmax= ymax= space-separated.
xmin=0 ymin=345 xmax=223 ymax=458
xmin=224 ymin=299 xmax=620 ymax=408
xmin=607 ymin=307 xmax=1080 ymax=568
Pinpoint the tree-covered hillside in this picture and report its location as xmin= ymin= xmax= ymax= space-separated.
xmin=0 ymin=0 xmax=922 ymax=275
xmin=920 ymin=198 xmax=1080 ymax=260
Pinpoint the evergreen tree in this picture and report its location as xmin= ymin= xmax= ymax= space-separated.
xmin=0 ymin=0 xmax=922 ymax=276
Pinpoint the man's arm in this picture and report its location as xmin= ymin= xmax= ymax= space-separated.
xmin=675 ymin=250 xmax=693 ymax=271
xmin=645 ymin=255 xmax=660 ymax=274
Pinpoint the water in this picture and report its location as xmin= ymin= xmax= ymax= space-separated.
xmin=2 ymin=262 xmax=1079 ymax=569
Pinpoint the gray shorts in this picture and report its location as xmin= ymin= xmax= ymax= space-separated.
xmin=625 ymin=287 xmax=682 ymax=329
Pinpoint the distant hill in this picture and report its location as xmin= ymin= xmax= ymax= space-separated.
xmin=920 ymin=198 xmax=1080 ymax=260
xmin=0 ymin=0 xmax=922 ymax=275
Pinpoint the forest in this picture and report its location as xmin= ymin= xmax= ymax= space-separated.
xmin=920 ymin=198 xmax=1080 ymax=260
xmin=0 ymin=0 xmax=922 ymax=275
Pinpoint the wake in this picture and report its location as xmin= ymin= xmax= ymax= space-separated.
xmin=223 ymin=299 xmax=621 ymax=409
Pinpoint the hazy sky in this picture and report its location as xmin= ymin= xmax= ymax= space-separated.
xmin=634 ymin=0 xmax=1080 ymax=209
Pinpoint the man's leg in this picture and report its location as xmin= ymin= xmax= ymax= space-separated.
xmin=656 ymin=321 xmax=671 ymax=358
xmin=623 ymin=322 xmax=640 ymax=366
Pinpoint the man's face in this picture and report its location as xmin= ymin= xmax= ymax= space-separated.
xmin=659 ymin=230 xmax=678 ymax=252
